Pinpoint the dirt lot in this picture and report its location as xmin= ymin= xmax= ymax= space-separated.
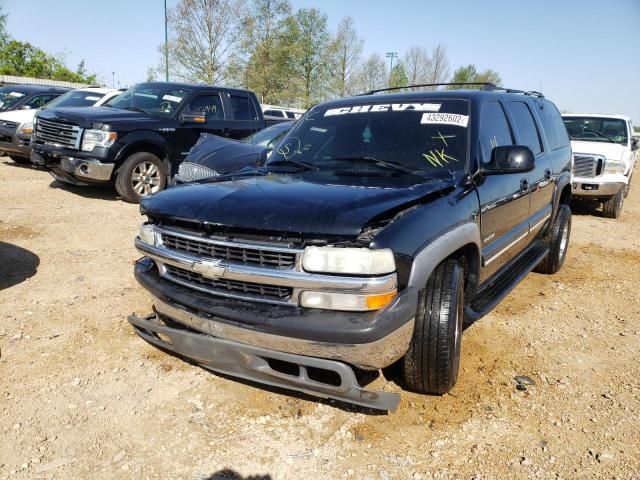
xmin=0 ymin=157 xmax=639 ymax=480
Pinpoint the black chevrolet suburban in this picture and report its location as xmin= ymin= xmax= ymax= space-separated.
xmin=128 ymin=84 xmax=573 ymax=410
xmin=30 ymin=82 xmax=277 ymax=203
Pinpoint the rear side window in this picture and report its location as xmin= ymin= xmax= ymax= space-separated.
xmin=479 ymin=101 xmax=513 ymax=163
xmin=538 ymin=100 xmax=569 ymax=150
xmin=187 ymin=94 xmax=224 ymax=120
xmin=263 ymin=109 xmax=284 ymax=118
xmin=507 ymin=101 xmax=542 ymax=155
xmin=25 ymin=94 xmax=58 ymax=109
xmin=230 ymin=94 xmax=258 ymax=120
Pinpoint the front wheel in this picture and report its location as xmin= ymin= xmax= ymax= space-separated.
xmin=115 ymin=152 xmax=167 ymax=204
xmin=402 ymin=259 xmax=464 ymax=395
xmin=602 ymin=187 xmax=624 ymax=219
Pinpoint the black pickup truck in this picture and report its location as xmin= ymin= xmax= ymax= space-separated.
xmin=30 ymin=82 xmax=279 ymax=203
xmin=128 ymin=84 xmax=573 ymax=410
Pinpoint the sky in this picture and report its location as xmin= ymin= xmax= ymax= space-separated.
xmin=4 ymin=0 xmax=640 ymax=120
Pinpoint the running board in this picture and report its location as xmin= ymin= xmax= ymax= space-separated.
xmin=465 ymin=245 xmax=549 ymax=322
xmin=128 ymin=313 xmax=400 ymax=412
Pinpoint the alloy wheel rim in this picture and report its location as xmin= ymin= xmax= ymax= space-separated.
xmin=131 ymin=161 xmax=161 ymax=196
xmin=559 ymin=223 xmax=569 ymax=258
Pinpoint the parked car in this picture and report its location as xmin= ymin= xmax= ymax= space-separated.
xmin=128 ymin=85 xmax=573 ymax=411
xmin=30 ymin=82 xmax=287 ymax=203
xmin=174 ymin=121 xmax=294 ymax=183
xmin=0 ymin=84 xmax=70 ymax=113
xmin=262 ymin=104 xmax=305 ymax=119
xmin=0 ymin=87 xmax=123 ymax=164
xmin=562 ymin=114 xmax=637 ymax=218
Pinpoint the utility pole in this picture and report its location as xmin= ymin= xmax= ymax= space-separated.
xmin=164 ymin=0 xmax=169 ymax=81
xmin=112 ymin=72 xmax=115 ymax=88
xmin=386 ymin=52 xmax=398 ymax=77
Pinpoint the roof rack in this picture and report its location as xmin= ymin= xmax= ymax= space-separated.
xmin=360 ymin=82 xmax=545 ymax=98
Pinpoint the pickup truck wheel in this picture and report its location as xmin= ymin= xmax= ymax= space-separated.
xmin=115 ymin=152 xmax=166 ymax=204
xmin=624 ymin=174 xmax=632 ymax=198
xmin=402 ymin=259 xmax=464 ymax=395
xmin=8 ymin=155 xmax=30 ymax=164
xmin=602 ymin=187 xmax=624 ymax=219
xmin=534 ymin=204 xmax=571 ymax=274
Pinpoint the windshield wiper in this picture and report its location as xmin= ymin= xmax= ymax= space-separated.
xmin=583 ymin=129 xmax=616 ymax=143
xmin=267 ymin=158 xmax=319 ymax=171
xmin=123 ymin=106 xmax=151 ymax=115
xmin=331 ymin=156 xmax=419 ymax=175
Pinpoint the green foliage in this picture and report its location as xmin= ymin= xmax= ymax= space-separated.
xmin=0 ymin=7 xmax=8 ymax=46
xmin=449 ymin=64 xmax=501 ymax=89
xmin=389 ymin=63 xmax=408 ymax=89
xmin=292 ymin=8 xmax=330 ymax=107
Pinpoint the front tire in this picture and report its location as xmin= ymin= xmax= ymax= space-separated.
xmin=115 ymin=152 xmax=166 ymax=204
xmin=534 ymin=204 xmax=571 ymax=274
xmin=9 ymin=155 xmax=30 ymax=164
xmin=602 ymin=187 xmax=624 ymax=219
xmin=402 ymin=259 xmax=464 ymax=395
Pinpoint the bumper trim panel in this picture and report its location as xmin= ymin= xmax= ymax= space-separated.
xmin=128 ymin=312 xmax=401 ymax=411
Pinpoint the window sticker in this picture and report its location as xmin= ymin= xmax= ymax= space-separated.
xmin=421 ymin=112 xmax=469 ymax=127
xmin=9 ymin=92 xmax=25 ymax=98
xmin=85 ymin=96 xmax=101 ymax=101
xmin=324 ymin=103 xmax=441 ymax=117
xmin=310 ymin=127 xmax=327 ymax=133
xmin=162 ymin=94 xmax=183 ymax=103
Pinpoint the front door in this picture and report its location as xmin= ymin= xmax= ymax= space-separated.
xmin=476 ymin=101 xmax=531 ymax=282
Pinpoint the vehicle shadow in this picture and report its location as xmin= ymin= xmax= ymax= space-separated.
xmin=48 ymin=180 xmax=121 ymax=202
xmin=201 ymin=469 xmax=271 ymax=480
xmin=0 ymin=242 xmax=40 ymax=290
xmin=1 ymin=159 xmax=40 ymax=170
xmin=570 ymin=199 xmax=602 ymax=217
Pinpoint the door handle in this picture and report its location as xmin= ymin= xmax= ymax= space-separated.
xmin=520 ymin=178 xmax=529 ymax=192
xmin=544 ymin=169 xmax=552 ymax=180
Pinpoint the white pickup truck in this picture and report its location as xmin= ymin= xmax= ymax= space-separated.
xmin=0 ymin=87 xmax=122 ymax=164
xmin=562 ymin=114 xmax=638 ymax=218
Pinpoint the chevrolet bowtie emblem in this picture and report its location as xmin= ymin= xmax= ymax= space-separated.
xmin=192 ymin=260 xmax=226 ymax=279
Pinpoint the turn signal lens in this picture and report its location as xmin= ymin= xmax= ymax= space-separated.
xmin=299 ymin=290 xmax=397 ymax=311
xmin=366 ymin=291 xmax=397 ymax=310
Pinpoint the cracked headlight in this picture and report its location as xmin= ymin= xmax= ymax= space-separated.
xmin=301 ymin=246 xmax=395 ymax=275
xmin=137 ymin=224 xmax=156 ymax=246
xmin=178 ymin=161 xmax=219 ymax=182
xmin=81 ymin=129 xmax=117 ymax=152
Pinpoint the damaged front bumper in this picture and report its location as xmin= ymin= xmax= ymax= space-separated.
xmin=129 ymin=311 xmax=402 ymax=411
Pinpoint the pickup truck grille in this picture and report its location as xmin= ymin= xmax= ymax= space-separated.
xmin=165 ymin=265 xmax=292 ymax=301
xmin=0 ymin=120 xmax=19 ymax=129
xmin=35 ymin=118 xmax=81 ymax=149
xmin=573 ymin=154 xmax=603 ymax=178
xmin=161 ymin=232 xmax=297 ymax=268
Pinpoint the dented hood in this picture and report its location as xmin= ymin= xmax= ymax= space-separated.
xmin=141 ymin=172 xmax=454 ymax=238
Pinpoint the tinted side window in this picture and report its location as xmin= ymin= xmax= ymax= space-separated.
xmin=25 ymin=94 xmax=58 ymax=108
xmin=479 ymin=101 xmax=513 ymax=163
xmin=230 ymin=94 xmax=258 ymax=120
xmin=538 ymin=100 xmax=569 ymax=150
xmin=507 ymin=101 xmax=542 ymax=155
xmin=187 ymin=94 xmax=224 ymax=120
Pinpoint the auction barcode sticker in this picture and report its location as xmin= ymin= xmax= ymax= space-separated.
xmin=421 ymin=113 xmax=469 ymax=127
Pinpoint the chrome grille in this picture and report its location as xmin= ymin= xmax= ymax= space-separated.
xmin=165 ymin=265 xmax=292 ymax=301
xmin=161 ymin=232 xmax=297 ymax=268
xmin=573 ymin=154 xmax=602 ymax=178
xmin=35 ymin=118 xmax=81 ymax=149
xmin=0 ymin=120 xmax=19 ymax=129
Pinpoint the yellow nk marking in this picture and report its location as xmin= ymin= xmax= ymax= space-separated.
xmin=422 ymin=149 xmax=458 ymax=167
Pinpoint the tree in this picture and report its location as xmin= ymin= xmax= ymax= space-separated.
xmin=403 ymin=46 xmax=430 ymax=85
xmin=146 ymin=66 xmax=157 ymax=82
xmin=327 ymin=16 xmax=363 ymax=98
xmin=352 ymin=53 xmax=387 ymax=94
xmin=0 ymin=6 xmax=8 ymax=47
xmin=163 ymin=0 xmax=245 ymax=84
xmin=425 ymin=44 xmax=450 ymax=87
xmin=388 ymin=62 xmax=408 ymax=89
xmin=449 ymin=64 xmax=502 ymax=88
xmin=292 ymin=8 xmax=330 ymax=107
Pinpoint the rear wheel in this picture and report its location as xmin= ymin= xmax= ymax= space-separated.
xmin=624 ymin=174 xmax=632 ymax=198
xmin=602 ymin=187 xmax=624 ymax=219
xmin=534 ymin=204 xmax=571 ymax=274
xmin=9 ymin=155 xmax=30 ymax=164
xmin=402 ymin=259 xmax=464 ymax=395
xmin=115 ymin=152 xmax=166 ymax=204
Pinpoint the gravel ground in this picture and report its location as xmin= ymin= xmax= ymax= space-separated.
xmin=1 ymin=157 xmax=639 ymax=480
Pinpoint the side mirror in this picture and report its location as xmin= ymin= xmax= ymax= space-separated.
xmin=255 ymin=149 xmax=269 ymax=167
xmin=180 ymin=112 xmax=206 ymax=124
xmin=481 ymin=145 xmax=535 ymax=175
xmin=632 ymin=137 xmax=639 ymax=151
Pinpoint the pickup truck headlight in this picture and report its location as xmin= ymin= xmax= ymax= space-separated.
xmin=81 ymin=129 xmax=117 ymax=152
xmin=603 ymin=159 xmax=625 ymax=175
xmin=301 ymin=246 xmax=395 ymax=275
xmin=137 ymin=224 xmax=156 ymax=246
xmin=17 ymin=120 xmax=34 ymax=135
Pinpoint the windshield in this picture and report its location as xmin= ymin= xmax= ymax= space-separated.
xmin=43 ymin=90 xmax=106 ymax=109
xmin=563 ymin=117 xmax=628 ymax=145
xmin=107 ymin=84 xmax=191 ymax=117
xmin=266 ymin=99 xmax=469 ymax=175
xmin=243 ymin=122 xmax=292 ymax=148
xmin=0 ymin=87 xmax=27 ymax=111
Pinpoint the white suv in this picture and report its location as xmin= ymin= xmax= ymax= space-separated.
xmin=562 ymin=114 xmax=638 ymax=218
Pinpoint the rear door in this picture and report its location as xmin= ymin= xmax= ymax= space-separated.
xmin=505 ymin=100 xmax=554 ymax=240
xmin=477 ymin=100 xmax=531 ymax=282
xmin=173 ymin=91 xmax=227 ymax=161
xmin=224 ymin=92 xmax=262 ymax=139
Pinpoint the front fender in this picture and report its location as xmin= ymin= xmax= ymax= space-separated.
xmin=552 ymin=170 xmax=572 ymax=219
xmin=113 ymin=131 xmax=171 ymax=167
